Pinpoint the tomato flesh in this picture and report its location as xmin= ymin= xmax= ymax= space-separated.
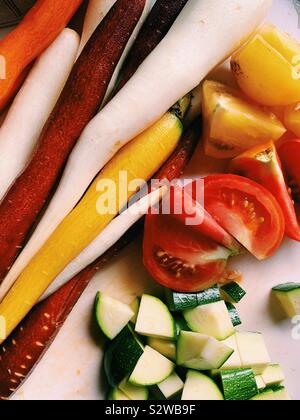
xmin=204 ymin=175 xmax=285 ymax=260
xmin=279 ymin=140 xmax=300 ymax=208
xmin=230 ymin=142 xmax=300 ymax=242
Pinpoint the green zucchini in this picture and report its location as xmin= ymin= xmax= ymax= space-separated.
xmin=235 ymin=332 xmax=271 ymax=375
xmin=221 ymin=282 xmax=246 ymax=303
xmin=165 ymin=286 xmax=221 ymax=312
xmin=220 ymin=368 xmax=258 ymax=400
xmin=226 ymin=302 xmax=242 ymax=327
xmin=148 ymin=337 xmax=176 ymax=361
xmin=272 ymin=283 xmax=300 ymax=318
xmin=182 ymin=370 xmax=224 ymax=400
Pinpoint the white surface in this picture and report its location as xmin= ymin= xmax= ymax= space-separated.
xmin=0 ymin=0 xmax=299 ymax=400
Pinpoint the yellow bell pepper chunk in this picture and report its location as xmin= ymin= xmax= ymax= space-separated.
xmin=0 ymin=112 xmax=183 ymax=343
xmin=202 ymin=80 xmax=286 ymax=159
xmin=231 ymin=24 xmax=300 ymax=106
xmin=284 ymin=103 xmax=300 ymax=137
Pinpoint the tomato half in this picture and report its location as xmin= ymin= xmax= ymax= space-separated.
xmin=204 ymin=174 xmax=285 ymax=260
xmin=143 ymin=212 xmax=232 ymax=293
xmin=230 ymin=142 xmax=300 ymax=242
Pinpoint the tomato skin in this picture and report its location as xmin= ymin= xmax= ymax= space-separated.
xmin=203 ymin=174 xmax=285 ymax=260
xmin=143 ymin=212 xmax=230 ymax=293
xmin=279 ymin=139 xmax=300 ymax=195
xmin=230 ymin=142 xmax=300 ymax=242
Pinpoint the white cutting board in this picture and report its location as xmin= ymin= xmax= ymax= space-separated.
xmin=0 ymin=0 xmax=299 ymax=400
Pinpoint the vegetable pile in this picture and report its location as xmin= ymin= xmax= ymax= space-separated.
xmin=96 ymin=286 xmax=291 ymax=401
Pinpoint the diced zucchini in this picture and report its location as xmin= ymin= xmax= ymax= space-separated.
xmin=261 ymin=364 xmax=285 ymax=386
xmin=119 ymin=377 xmax=149 ymax=400
xmin=129 ymin=346 xmax=175 ymax=386
xmin=221 ymin=282 xmax=246 ymax=303
xmin=135 ymin=295 xmax=176 ymax=339
xmin=148 ymin=337 xmax=176 ymax=362
xmin=182 ymin=370 xmax=224 ymax=400
xmin=272 ymin=283 xmax=300 ymax=317
xmin=183 ymin=301 xmax=235 ymax=340
xmin=177 ymin=331 xmax=234 ymax=371
xmin=255 ymin=375 xmax=266 ymax=390
xmin=165 ymin=286 xmax=221 ymax=312
xmin=174 ymin=315 xmax=190 ymax=337
xmin=108 ymin=388 xmax=130 ymax=400
xmin=152 ymin=372 xmax=184 ymax=400
xmin=94 ymin=292 xmax=134 ymax=340
xmin=220 ymin=334 xmax=242 ymax=370
xmin=221 ymin=368 xmax=258 ymax=400
xmin=235 ymin=332 xmax=271 ymax=374
xmin=225 ymin=302 xmax=242 ymax=327
xmin=130 ymin=298 xmax=140 ymax=324
xmin=104 ymin=325 xmax=144 ymax=386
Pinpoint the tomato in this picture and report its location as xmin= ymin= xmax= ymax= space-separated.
xmin=203 ymin=175 xmax=285 ymax=260
xmin=230 ymin=142 xmax=300 ymax=242
xmin=279 ymin=139 xmax=300 ymax=220
xmin=143 ymin=211 xmax=232 ymax=293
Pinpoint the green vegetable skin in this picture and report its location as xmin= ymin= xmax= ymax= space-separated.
xmin=104 ymin=325 xmax=143 ymax=386
xmin=221 ymin=368 xmax=258 ymax=400
xmin=221 ymin=282 xmax=246 ymax=303
xmin=226 ymin=302 xmax=242 ymax=327
xmin=165 ymin=286 xmax=221 ymax=312
xmin=272 ymin=283 xmax=300 ymax=317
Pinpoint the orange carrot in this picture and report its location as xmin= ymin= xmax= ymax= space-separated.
xmin=0 ymin=0 xmax=83 ymax=112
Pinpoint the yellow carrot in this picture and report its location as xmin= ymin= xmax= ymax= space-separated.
xmin=0 ymin=110 xmax=184 ymax=342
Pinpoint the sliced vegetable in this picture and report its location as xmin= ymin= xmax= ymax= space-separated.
xmin=182 ymin=370 xmax=224 ymax=401
xmin=203 ymin=175 xmax=285 ymax=260
xmin=165 ymin=286 xmax=221 ymax=312
xmin=261 ymin=364 xmax=285 ymax=386
xmin=183 ymin=301 xmax=235 ymax=340
xmin=129 ymin=346 xmax=175 ymax=386
xmin=148 ymin=338 xmax=176 ymax=362
xmin=14 ymin=0 xmax=271 ymax=292
xmin=0 ymin=0 xmax=147 ymax=283
xmin=255 ymin=375 xmax=266 ymax=391
xmin=230 ymin=142 xmax=300 ymax=242
xmin=220 ymin=368 xmax=258 ymax=400
xmin=221 ymin=282 xmax=246 ymax=303
xmin=235 ymin=332 xmax=271 ymax=375
xmin=177 ymin=331 xmax=234 ymax=371
xmin=0 ymin=0 xmax=82 ymax=112
xmin=152 ymin=372 xmax=184 ymax=400
xmin=0 ymin=105 xmax=183 ymax=343
xmin=108 ymin=388 xmax=130 ymax=400
xmin=135 ymin=294 xmax=176 ymax=340
xmin=104 ymin=325 xmax=144 ymax=387
xmin=119 ymin=377 xmax=149 ymax=400
xmin=231 ymin=23 xmax=300 ymax=106
xmin=0 ymin=29 xmax=80 ymax=201
xmin=226 ymin=302 xmax=242 ymax=327
xmin=202 ymin=80 xmax=285 ymax=159
xmin=0 ymin=111 xmax=197 ymax=400
xmin=220 ymin=334 xmax=242 ymax=371
xmin=272 ymin=283 xmax=300 ymax=317
xmin=94 ymin=292 xmax=134 ymax=340
xmin=283 ymin=103 xmax=300 ymax=137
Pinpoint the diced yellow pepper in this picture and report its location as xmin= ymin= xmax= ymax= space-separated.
xmin=283 ymin=103 xmax=300 ymax=137
xmin=231 ymin=24 xmax=300 ymax=106
xmin=202 ymin=80 xmax=286 ymax=159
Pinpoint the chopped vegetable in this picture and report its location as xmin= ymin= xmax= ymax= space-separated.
xmin=235 ymin=332 xmax=271 ymax=375
xmin=165 ymin=286 xmax=222 ymax=312
xmin=152 ymin=372 xmax=184 ymax=400
xmin=231 ymin=23 xmax=300 ymax=106
xmin=183 ymin=301 xmax=235 ymax=340
xmin=119 ymin=377 xmax=149 ymax=400
xmin=148 ymin=338 xmax=176 ymax=362
xmin=261 ymin=364 xmax=285 ymax=386
xmin=220 ymin=368 xmax=258 ymax=400
xmin=226 ymin=302 xmax=242 ymax=327
xmin=202 ymin=80 xmax=286 ymax=159
xmin=94 ymin=292 xmax=134 ymax=340
xmin=182 ymin=371 xmax=224 ymax=401
xmin=221 ymin=282 xmax=246 ymax=303
xmin=0 ymin=29 xmax=80 ymax=201
xmin=255 ymin=375 xmax=266 ymax=390
xmin=272 ymin=283 xmax=300 ymax=317
xmin=108 ymin=388 xmax=130 ymax=400
xmin=220 ymin=334 xmax=242 ymax=371
xmin=0 ymin=0 xmax=82 ymax=111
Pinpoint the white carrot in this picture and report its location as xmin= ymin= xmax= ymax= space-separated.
xmin=0 ymin=29 xmax=79 ymax=201
xmin=78 ymin=0 xmax=154 ymax=104
xmin=40 ymin=187 xmax=166 ymax=301
xmin=1 ymin=0 xmax=272 ymax=300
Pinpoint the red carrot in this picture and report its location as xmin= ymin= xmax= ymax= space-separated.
xmin=0 ymin=0 xmax=83 ymax=111
xmin=0 ymin=121 xmax=200 ymax=400
xmin=0 ymin=0 xmax=146 ymax=281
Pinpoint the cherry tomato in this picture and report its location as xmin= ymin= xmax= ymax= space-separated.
xmin=230 ymin=142 xmax=300 ymax=242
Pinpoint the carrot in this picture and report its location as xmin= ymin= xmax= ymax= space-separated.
xmin=0 ymin=0 xmax=83 ymax=112
xmin=0 ymin=29 xmax=80 ymax=201
xmin=4 ymin=0 xmax=191 ymax=296
xmin=0 ymin=0 xmax=146 ymax=282
xmin=0 ymin=121 xmax=200 ymax=400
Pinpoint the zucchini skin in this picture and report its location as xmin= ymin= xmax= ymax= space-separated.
xmin=226 ymin=302 xmax=242 ymax=327
xmin=166 ymin=285 xmax=222 ymax=312
xmin=221 ymin=368 xmax=258 ymax=400
xmin=221 ymin=282 xmax=246 ymax=303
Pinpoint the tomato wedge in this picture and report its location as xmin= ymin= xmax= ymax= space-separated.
xmin=203 ymin=174 xmax=285 ymax=260
xmin=143 ymin=211 xmax=232 ymax=293
xmin=230 ymin=142 xmax=300 ymax=242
